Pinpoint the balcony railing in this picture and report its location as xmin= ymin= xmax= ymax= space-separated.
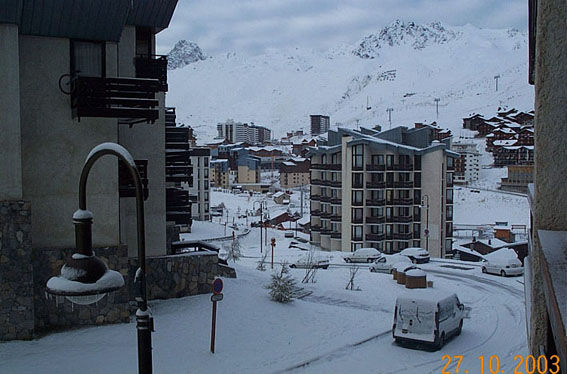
xmin=352 ymin=200 xmax=364 ymax=206
xmin=393 ymin=181 xmax=414 ymax=188
xmin=331 ymin=232 xmax=342 ymax=239
xmin=311 ymin=225 xmax=321 ymax=232
xmin=366 ymin=164 xmax=386 ymax=171
xmin=366 ymin=233 xmax=385 ymax=241
xmin=320 ymin=212 xmax=332 ymax=219
xmin=311 ymin=210 xmax=321 ymax=216
xmin=388 ymin=163 xmax=414 ymax=171
xmin=393 ymin=232 xmax=413 ymax=240
xmin=330 ymin=215 xmax=341 ymax=222
xmin=320 ymin=196 xmax=332 ymax=203
xmin=366 ymin=216 xmax=385 ymax=224
xmin=166 ymin=187 xmax=192 ymax=226
xmin=366 ymin=199 xmax=386 ymax=206
xmin=387 ymin=215 xmax=413 ymax=223
xmin=352 ymin=217 xmax=363 ymax=224
xmin=135 ymin=55 xmax=168 ymax=91
xmin=119 ymin=159 xmax=149 ymax=200
xmin=71 ymin=76 xmax=161 ymax=123
xmin=387 ymin=198 xmax=414 ymax=205
xmin=366 ymin=181 xmax=386 ymax=189
xmin=414 ymin=180 xmax=421 ymax=188
xmin=311 ymin=195 xmax=321 ymax=201
xmin=330 ymin=198 xmax=342 ymax=205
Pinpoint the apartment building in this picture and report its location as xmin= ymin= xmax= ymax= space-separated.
xmin=217 ymin=119 xmax=271 ymax=144
xmin=451 ymin=141 xmax=480 ymax=184
xmin=237 ymin=155 xmax=261 ymax=184
xmin=210 ymin=159 xmax=230 ymax=189
xmin=310 ymin=115 xmax=330 ymax=136
xmin=309 ymin=127 xmax=456 ymax=258
xmin=280 ymin=158 xmax=311 ymax=188
xmin=186 ymin=148 xmax=211 ymax=221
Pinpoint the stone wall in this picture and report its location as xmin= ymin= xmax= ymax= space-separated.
xmin=32 ymin=246 xmax=131 ymax=332
xmin=130 ymin=251 xmax=218 ymax=300
xmin=0 ymin=201 xmax=34 ymax=341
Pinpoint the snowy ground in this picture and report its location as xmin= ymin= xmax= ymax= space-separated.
xmin=0 ymin=190 xmax=528 ymax=374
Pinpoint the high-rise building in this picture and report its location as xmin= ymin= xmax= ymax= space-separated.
xmin=310 ymin=115 xmax=330 ymax=136
xmin=451 ymin=141 xmax=480 ymax=184
xmin=185 ymin=148 xmax=211 ymax=221
xmin=309 ymin=126 xmax=456 ymax=258
xmin=217 ymin=120 xmax=271 ymax=144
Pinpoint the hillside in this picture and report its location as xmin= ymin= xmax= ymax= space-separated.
xmin=166 ymin=20 xmax=534 ymax=143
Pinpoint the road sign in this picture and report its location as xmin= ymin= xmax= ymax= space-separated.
xmin=212 ymin=278 xmax=223 ymax=295
xmin=211 ymin=294 xmax=223 ymax=302
xmin=271 ymin=237 xmax=276 ymax=245
xmin=424 ymin=229 xmax=430 ymax=236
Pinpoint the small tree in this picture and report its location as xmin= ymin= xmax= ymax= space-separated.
xmin=346 ymin=266 xmax=361 ymax=291
xmin=256 ymin=250 xmax=268 ymax=271
xmin=266 ymin=263 xmax=296 ymax=303
xmin=301 ymin=248 xmax=318 ymax=284
xmin=226 ymin=232 xmax=241 ymax=263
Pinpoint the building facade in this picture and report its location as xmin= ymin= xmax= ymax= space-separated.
xmin=310 ymin=115 xmax=330 ymax=136
xmin=309 ymin=127 xmax=456 ymax=258
xmin=216 ymin=119 xmax=271 ymax=144
xmin=451 ymin=141 xmax=480 ymax=184
xmin=280 ymin=158 xmax=311 ymax=188
xmin=186 ymin=148 xmax=211 ymax=221
xmin=237 ymin=155 xmax=261 ymax=184
xmin=210 ymin=159 xmax=230 ymax=189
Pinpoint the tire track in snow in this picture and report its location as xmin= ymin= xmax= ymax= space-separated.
xmin=275 ymin=330 xmax=392 ymax=373
xmin=299 ymin=294 xmax=391 ymax=313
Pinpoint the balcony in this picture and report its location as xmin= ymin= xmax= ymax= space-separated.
xmin=135 ymin=55 xmax=168 ymax=92
xmin=352 ymin=217 xmax=363 ymax=224
xmin=311 ymin=178 xmax=323 ymax=185
xmin=311 ymin=225 xmax=321 ymax=232
xmin=311 ymin=210 xmax=321 ymax=216
xmin=71 ymin=76 xmax=161 ymax=123
xmin=366 ymin=216 xmax=385 ymax=224
xmin=352 ymin=200 xmax=364 ymax=206
xmin=310 ymin=163 xmax=326 ymax=170
xmin=310 ymin=195 xmax=321 ymax=201
xmin=393 ymin=181 xmax=414 ymax=188
xmin=320 ymin=196 xmax=332 ymax=203
xmin=330 ymin=215 xmax=341 ymax=222
xmin=393 ymin=232 xmax=413 ymax=240
xmin=388 ymin=198 xmax=414 ymax=205
xmin=166 ymin=164 xmax=192 ymax=184
xmin=388 ymin=163 xmax=414 ymax=171
xmin=320 ymin=212 xmax=332 ymax=219
xmin=366 ymin=181 xmax=385 ymax=189
xmin=329 ymin=164 xmax=342 ymax=170
xmin=119 ymin=159 xmax=149 ymax=200
xmin=366 ymin=199 xmax=386 ymax=206
xmin=166 ymin=187 xmax=192 ymax=226
xmin=329 ymin=181 xmax=342 ymax=188
xmin=330 ymin=198 xmax=342 ymax=205
xmin=414 ymin=180 xmax=422 ymax=188
xmin=366 ymin=233 xmax=385 ymax=241
xmin=387 ymin=215 xmax=413 ymax=223
xmin=331 ymin=232 xmax=342 ymax=239
xmin=366 ymin=164 xmax=386 ymax=171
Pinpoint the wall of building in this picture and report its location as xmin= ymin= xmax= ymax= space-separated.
xmin=0 ymin=201 xmax=34 ymax=341
xmin=118 ymin=26 xmax=167 ymax=257
xmin=0 ymin=24 xmax=23 ymax=200
xmin=19 ymin=35 xmax=120 ymax=249
xmin=341 ymin=136 xmax=354 ymax=251
xmin=420 ymin=149 xmax=446 ymax=258
xmin=237 ymin=165 xmax=258 ymax=184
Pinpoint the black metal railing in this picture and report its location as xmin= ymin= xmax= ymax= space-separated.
xmin=366 ymin=181 xmax=386 ymax=189
xmin=366 ymin=233 xmax=385 ymax=241
xmin=119 ymin=159 xmax=149 ymax=199
xmin=71 ymin=76 xmax=161 ymax=123
xmin=366 ymin=216 xmax=385 ymax=223
xmin=393 ymin=232 xmax=413 ymax=240
xmin=366 ymin=164 xmax=386 ymax=171
xmin=366 ymin=199 xmax=386 ymax=206
xmin=135 ymin=55 xmax=168 ymax=91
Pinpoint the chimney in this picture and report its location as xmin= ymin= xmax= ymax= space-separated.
xmin=488 ymin=239 xmax=492 ymax=246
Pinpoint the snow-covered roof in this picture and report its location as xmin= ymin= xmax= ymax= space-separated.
xmin=297 ymin=215 xmax=310 ymax=225
xmin=273 ymin=191 xmax=286 ymax=198
xmin=494 ymin=127 xmax=517 ymax=134
xmin=282 ymin=161 xmax=296 ymax=166
xmin=454 ymin=245 xmax=485 ymax=259
xmin=493 ymin=139 xmax=518 ymax=147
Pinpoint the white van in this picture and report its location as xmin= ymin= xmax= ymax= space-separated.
xmin=344 ymin=247 xmax=381 ymax=263
xmin=369 ymin=254 xmax=412 ymax=273
xmin=481 ymin=258 xmax=523 ymax=277
xmin=393 ymin=293 xmax=464 ymax=349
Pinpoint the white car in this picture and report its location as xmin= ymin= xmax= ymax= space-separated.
xmin=289 ymin=255 xmax=330 ymax=269
xmin=344 ymin=247 xmax=381 ymax=263
xmin=399 ymin=247 xmax=430 ymax=264
xmin=370 ymin=254 xmax=412 ymax=273
xmin=481 ymin=258 xmax=523 ymax=276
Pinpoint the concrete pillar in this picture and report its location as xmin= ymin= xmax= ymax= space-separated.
xmin=530 ymin=0 xmax=567 ymax=355
xmin=0 ymin=24 xmax=22 ymax=200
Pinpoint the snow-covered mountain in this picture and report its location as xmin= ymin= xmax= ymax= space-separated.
xmin=167 ymin=40 xmax=207 ymax=70
xmin=166 ymin=21 xmax=533 ymax=143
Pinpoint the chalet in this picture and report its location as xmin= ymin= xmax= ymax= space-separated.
xmin=292 ymin=138 xmax=317 ymax=156
xmin=273 ymin=191 xmax=291 ymax=204
xmin=500 ymin=165 xmax=534 ymax=193
xmin=462 ymin=114 xmax=486 ymax=131
xmin=494 ymin=145 xmax=534 ymax=167
xmin=414 ymin=121 xmax=452 ymax=140
xmin=476 ymin=121 xmax=500 ymax=136
xmin=280 ymin=158 xmax=311 ymax=188
xmin=517 ymin=127 xmax=535 ymax=146
xmin=497 ymin=108 xmax=518 ymax=118
xmin=511 ymin=111 xmax=534 ymax=126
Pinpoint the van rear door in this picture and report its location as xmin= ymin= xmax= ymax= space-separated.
xmin=394 ymin=300 xmax=436 ymax=342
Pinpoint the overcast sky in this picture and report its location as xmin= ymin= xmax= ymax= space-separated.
xmin=156 ymin=0 xmax=528 ymax=56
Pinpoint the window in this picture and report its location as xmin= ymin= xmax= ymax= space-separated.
xmin=370 ymin=207 xmax=383 ymax=217
xmin=71 ymin=40 xmax=105 ymax=77
xmin=352 ymin=190 xmax=363 ymax=204
xmin=135 ymin=27 xmax=153 ymax=57
xmin=386 ymin=155 xmax=394 ymax=167
xmin=446 ymin=222 xmax=453 ymax=236
xmin=414 ymin=155 xmax=422 ymax=169
xmin=352 ymin=208 xmax=363 ymax=222
xmin=351 ymin=242 xmax=363 ymax=251
xmin=447 ymin=156 xmax=455 ymax=170
xmin=413 ymin=240 xmax=421 ymax=248
xmin=371 ymin=224 xmax=384 ymax=234
xmin=413 ymin=223 xmax=421 ymax=237
xmin=204 ymin=168 xmax=209 ymax=178
xmin=204 ymin=158 xmax=209 ymax=167
xmin=413 ymin=189 xmax=421 ymax=203
xmin=446 ymin=189 xmax=454 ymax=204
xmin=352 ymin=226 xmax=363 ymax=241
xmin=446 ymin=205 xmax=453 ymax=220
xmin=445 ymin=238 xmax=453 ymax=252
xmin=385 ymin=241 xmax=393 ymax=254
xmin=352 ymin=145 xmax=363 ymax=168
xmin=331 ymin=153 xmax=338 ymax=164
xmin=352 ymin=173 xmax=363 ymax=188
xmin=371 ymin=154 xmax=384 ymax=165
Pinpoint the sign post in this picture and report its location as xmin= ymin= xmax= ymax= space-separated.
xmin=210 ymin=278 xmax=223 ymax=353
xmin=271 ymin=238 xmax=276 ymax=269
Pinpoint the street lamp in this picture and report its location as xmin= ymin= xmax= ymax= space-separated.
xmin=46 ymin=143 xmax=154 ymax=374
xmin=420 ymin=194 xmax=430 ymax=252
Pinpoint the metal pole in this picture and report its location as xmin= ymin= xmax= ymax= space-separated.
xmin=79 ymin=143 xmax=152 ymax=374
xmin=271 ymin=242 xmax=274 ymax=269
xmin=434 ymin=98 xmax=440 ymax=119
xmin=300 ymin=184 xmax=304 ymax=217
xmin=426 ymin=196 xmax=429 ymax=253
xmin=210 ymin=301 xmax=217 ymax=353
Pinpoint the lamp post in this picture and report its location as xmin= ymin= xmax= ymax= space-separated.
xmin=421 ymin=194 xmax=430 ymax=252
xmin=253 ymin=201 xmax=263 ymax=253
xmin=46 ymin=143 xmax=153 ymax=374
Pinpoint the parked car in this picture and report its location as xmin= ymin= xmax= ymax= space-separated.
xmin=344 ymin=247 xmax=381 ymax=263
xmin=369 ymin=254 xmax=412 ymax=273
xmin=393 ymin=293 xmax=464 ymax=350
xmin=481 ymin=258 xmax=523 ymax=276
xmin=289 ymin=254 xmax=330 ymax=269
xmin=399 ymin=247 xmax=430 ymax=264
